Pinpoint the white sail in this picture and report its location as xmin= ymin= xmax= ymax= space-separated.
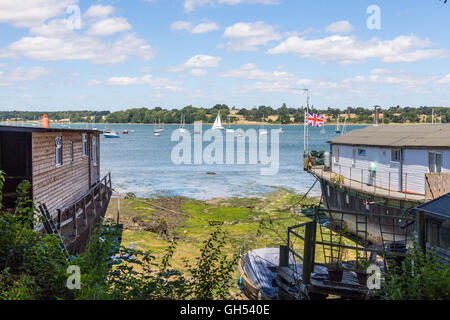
xmin=212 ymin=111 xmax=224 ymax=130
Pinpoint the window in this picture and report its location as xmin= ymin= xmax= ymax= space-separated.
xmin=327 ymin=185 xmax=331 ymax=197
xmin=358 ymin=149 xmax=367 ymax=157
xmin=334 ymin=146 xmax=340 ymax=163
xmin=55 ymin=136 xmax=62 ymax=167
xmin=345 ymin=194 xmax=350 ymax=206
xmin=429 ymin=152 xmax=443 ymax=173
xmin=352 ymin=149 xmax=356 ymax=165
xmin=82 ymin=134 xmax=88 ymax=157
xmin=70 ymin=141 xmax=74 ymax=163
xmin=391 ymin=149 xmax=401 ymax=162
xmin=92 ymin=136 xmax=97 ymax=166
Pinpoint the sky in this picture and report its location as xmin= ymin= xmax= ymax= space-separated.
xmin=0 ymin=0 xmax=449 ymax=111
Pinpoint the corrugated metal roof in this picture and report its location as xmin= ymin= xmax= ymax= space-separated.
xmin=0 ymin=125 xmax=101 ymax=134
xmin=328 ymin=124 xmax=450 ymax=148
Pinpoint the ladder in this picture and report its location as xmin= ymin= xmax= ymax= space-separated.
xmin=319 ymin=212 xmax=344 ymax=264
xmin=39 ymin=204 xmax=70 ymax=260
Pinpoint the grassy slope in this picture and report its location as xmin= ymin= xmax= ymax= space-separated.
xmin=105 ymin=189 xmax=358 ymax=298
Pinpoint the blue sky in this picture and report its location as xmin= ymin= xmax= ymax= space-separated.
xmin=0 ymin=0 xmax=449 ymax=111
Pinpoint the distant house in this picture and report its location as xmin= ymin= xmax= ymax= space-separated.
xmin=328 ymin=124 xmax=450 ymax=197
xmin=0 ymin=125 xmax=112 ymax=253
xmin=309 ymin=124 xmax=450 ymax=244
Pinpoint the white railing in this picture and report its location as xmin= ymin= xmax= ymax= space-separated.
xmin=313 ymin=164 xmax=425 ymax=201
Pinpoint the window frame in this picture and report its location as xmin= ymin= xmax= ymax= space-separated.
xmin=55 ymin=136 xmax=63 ymax=168
xmin=70 ymin=141 xmax=74 ymax=163
xmin=358 ymin=148 xmax=367 ymax=157
xmin=391 ymin=149 xmax=401 ymax=162
xmin=82 ymin=134 xmax=88 ymax=158
xmin=92 ymin=135 xmax=98 ymax=167
xmin=429 ymin=152 xmax=443 ymax=173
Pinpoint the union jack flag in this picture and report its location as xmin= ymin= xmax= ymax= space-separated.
xmin=305 ymin=112 xmax=325 ymax=127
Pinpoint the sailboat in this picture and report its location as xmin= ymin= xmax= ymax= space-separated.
xmin=335 ymin=117 xmax=341 ymax=134
xmin=212 ymin=111 xmax=224 ymax=130
xmin=260 ymin=114 xmax=267 ymax=135
xmin=154 ymin=119 xmax=164 ymax=133
xmin=179 ymin=114 xmax=187 ymax=132
xmin=226 ymin=117 xmax=234 ymax=133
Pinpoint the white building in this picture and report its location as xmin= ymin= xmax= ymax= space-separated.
xmin=329 ymin=124 xmax=450 ymax=196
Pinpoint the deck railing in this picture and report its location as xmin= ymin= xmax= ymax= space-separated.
xmin=285 ymin=206 xmax=421 ymax=287
xmin=310 ymin=164 xmax=426 ymax=201
xmin=56 ymin=172 xmax=112 ymax=238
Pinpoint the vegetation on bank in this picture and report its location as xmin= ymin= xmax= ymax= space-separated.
xmin=0 ymin=171 xmax=448 ymax=300
xmin=2 ymin=104 xmax=450 ymax=125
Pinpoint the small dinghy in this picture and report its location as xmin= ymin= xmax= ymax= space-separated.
xmin=237 ymin=248 xmax=295 ymax=300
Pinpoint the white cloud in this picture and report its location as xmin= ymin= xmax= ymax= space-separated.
xmin=267 ymin=34 xmax=448 ymax=64
xmin=190 ymin=69 xmax=208 ymax=76
xmin=0 ymin=66 xmax=51 ymax=86
xmin=107 ymin=74 xmax=184 ymax=91
xmin=86 ymin=17 xmax=132 ymax=36
xmin=184 ymin=54 xmax=221 ymax=68
xmin=437 ymin=74 xmax=450 ymax=84
xmin=0 ymin=3 xmax=154 ymax=64
xmin=325 ymin=21 xmax=355 ymax=34
xmin=84 ymin=5 xmax=114 ymax=19
xmin=5 ymin=32 xmax=155 ymax=64
xmin=223 ymin=21 xmax=281 ymax=51
xmin=0 ymin=0 xmax=75 ymax=27
xmin=171 ymin=21 xmax=219 ymax=34
xmin=192 ymin=22 xmax=220 ymax=34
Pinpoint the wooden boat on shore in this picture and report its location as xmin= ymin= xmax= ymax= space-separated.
xmin=237 ymin=248 xmax=294 ymax=300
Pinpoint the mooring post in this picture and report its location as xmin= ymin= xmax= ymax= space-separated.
xmin=279 ymin=245 xmax=289 ymax=267
xmin=302 ymin=222 xmax=315 ymax=285
xmin=417 ymin=210 xmax=426 ymax=254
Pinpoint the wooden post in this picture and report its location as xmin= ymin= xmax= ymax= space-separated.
xmin=117 ymin=192 xmax=121 ymax=225
xmin=417 ymin=210 xmax=426 ymax=254
xmin=83 ymin=198 xmax=88 ymax=225
xmin=73 ymin=204 xmax=78 ymax=237
xmin=91 ymin=189 xmax=97 ymax=216
xmin=279 ymin=245 xmax=289 ymax=267
xmin=302 ymin=222 xmax=315 ymax=285
xmin=57 ymin=209 xmax=62 ymax=234
xmin=98 ymin=183 xmax=103 ymax=208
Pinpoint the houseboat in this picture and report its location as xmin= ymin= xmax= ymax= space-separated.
xmin=308 ymin=124 xmax=450 ymax=244
xmin=0 ymin=124 xmax=112 ymax=254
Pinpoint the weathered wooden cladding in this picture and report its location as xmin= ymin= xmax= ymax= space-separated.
xmin=32 ymin=131 xmax=99 ymax=219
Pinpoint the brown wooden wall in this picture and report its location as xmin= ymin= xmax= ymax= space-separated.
xmin=32 ymin=132 xmax=100 ymax=218
xmin=425 ymin=173 xmax=450 ymax=201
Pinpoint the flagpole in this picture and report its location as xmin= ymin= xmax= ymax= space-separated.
xmin=306 ymin=89 xmax=310 ymax=156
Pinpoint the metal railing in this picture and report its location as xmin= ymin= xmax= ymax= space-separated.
xmin=311 ymin=163 xmax=426 ymax=201
xmin=56 ymin=172 xmax=112 ymax=237
xmin=285 ymin=206 xmax=420 ymax=287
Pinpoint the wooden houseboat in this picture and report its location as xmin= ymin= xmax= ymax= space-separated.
xmin=0 ymin=125 xmax=112 ymax=254
xmin=308 ymin=124 xmax=450 ymax=244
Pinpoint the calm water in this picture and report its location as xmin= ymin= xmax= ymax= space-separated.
xmin=27 ymin=122 xmax=363 ymax=200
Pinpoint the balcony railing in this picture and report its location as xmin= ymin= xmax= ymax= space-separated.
xmin=310 ymin=164 xmax=425 ymax=202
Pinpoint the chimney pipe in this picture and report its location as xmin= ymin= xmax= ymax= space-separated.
xmin=42 ymin=114 xmax=49 ymax=128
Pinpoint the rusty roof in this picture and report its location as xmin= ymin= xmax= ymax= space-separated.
xmin=328 ymin=124 xmax=450 ymax=149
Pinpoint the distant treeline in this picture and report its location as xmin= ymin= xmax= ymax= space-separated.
xmin=1 ymin=105 xmax=450 ymax=124
xmin=0 ymin=110 xmax=109 ymax=123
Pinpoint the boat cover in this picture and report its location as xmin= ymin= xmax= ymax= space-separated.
xmin=243 ymin=248 xmax=296 ymax=299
